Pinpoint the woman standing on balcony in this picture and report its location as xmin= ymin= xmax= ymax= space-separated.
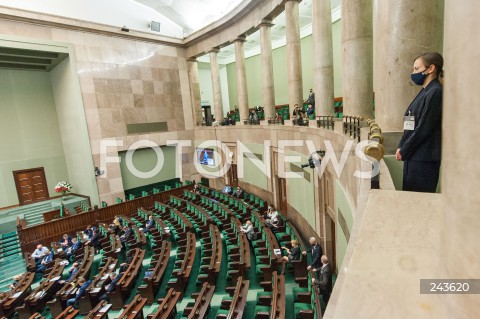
xmin=396 ymin=52 xmax=444 ymax=193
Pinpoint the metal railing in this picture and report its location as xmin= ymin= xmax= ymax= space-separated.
xmin=267 ymin=118 xmax=284 ymax=125
xmin=317 ymin=115 xmax=335 ymax=130
xmin=343 ymin=115 xmax=364 ymax=142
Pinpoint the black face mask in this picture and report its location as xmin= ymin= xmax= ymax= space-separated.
xmin=411 ymin=67 xmax=429 ymax=85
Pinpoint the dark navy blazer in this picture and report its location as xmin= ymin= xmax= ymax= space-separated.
xmin=398 ymin=78 xmax=443 ymax=161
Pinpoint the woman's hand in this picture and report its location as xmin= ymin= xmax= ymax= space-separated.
xmin=395 ymin=148 xmax=403 ymax=161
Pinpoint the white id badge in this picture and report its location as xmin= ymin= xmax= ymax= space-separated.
xmin=404 ymin=116 xmax=415 ymax=131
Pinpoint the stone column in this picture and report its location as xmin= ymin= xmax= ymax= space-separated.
xmin=285 ymin=0 xmax=303 ymax=116
xmin=443 ymin=0 xmax=479 ymax=317
xmin=341 ymin=0 xmax=373 ymax=118
xmin=187 ymin=58 xmax=202 ymax=125
xmin=374 ymin=0 xmax=444 ymax=131
xmin=259 ymin=20 xmax=276 ymax=120
xmin=209 ymin=49 xmax=224 ymax=122
xmin=312 ymin=0 xmax=334 ymax=116
xmin=234 ymin=36 xmax=249 ymax=123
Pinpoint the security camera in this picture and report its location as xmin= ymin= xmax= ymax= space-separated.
xmin=301 ymin=151 xmax=325 ymax=169
xmin=94 ymin=167 xmax=105 ymax=177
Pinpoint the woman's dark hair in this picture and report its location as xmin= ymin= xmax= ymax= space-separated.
xmin=414 ymin=52 xmax=444 ymax=78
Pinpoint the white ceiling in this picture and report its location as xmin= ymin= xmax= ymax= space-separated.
xmin=134 ymin=0 xmax=247 ymax=34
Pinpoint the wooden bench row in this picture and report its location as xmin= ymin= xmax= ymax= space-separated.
xmin=79 ymin=257 xmax=118 ymax=314
xmin=47 ymin=247 xmax=96 ymax=318
xmin=138 ymin=240 xmax=171 ymax=304
xmin=216 ymin=276 xmax=250 ymax=319
xmin=0 ymin=272 xmax=35 ymax=318
xmin=109 ymin=248 xmax=145 ymax=310
xmin=16 ymin=259 xmax=66 ymax=319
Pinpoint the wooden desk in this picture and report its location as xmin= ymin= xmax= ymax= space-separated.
xmin=48 ymin=247 xmax=95 ymax=317
xmin=79 ymin=257 xmax=117 ymax=315
xmin=138 ymin=241 xmax=171 ymax=304
xmin=270 ymin=272 xmax=285 ymax=319
xmin=0 ymin=272 xmax=35 ymax=318
xmin=54 ymin=306 xmax=79 ymax=319
xmin=218 ymin=277 xmax=250 ymax=319
xmin=84 ymin=301 xmax=112 ymax=319
xmin=109 ymin=248 xmax=145 ymax=310
xmin=167 ymin=232 xmax=195 ymax=295
xmin=183 ymin=282 xmax=215 ymax=319
xmin=16 ymin=260 xmax=65 ymax=319
xmin=147 ymin=289 xmax=180 ymax=319
xmin=115 ymin=295 xmax=146 ymax=319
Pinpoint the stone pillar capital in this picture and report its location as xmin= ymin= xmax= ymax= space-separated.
xmin=208 ymin=47 xmax=220 ymax=54
xmin=233 ymin=35 xmax=246 ymax=43
xmin=257 ymin=19 xmax=274 ymax=28
xmin=283 ymin=0 xmax=301 ymax=5
xmin=187 ymin=57 xmax=198 ymax=62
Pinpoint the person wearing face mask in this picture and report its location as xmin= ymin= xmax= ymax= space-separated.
xmin=396 ymin=52 xmax=444 ymax=193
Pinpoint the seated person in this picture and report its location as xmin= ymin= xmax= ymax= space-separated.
xmin=239 ymin=220 xmax=255 ymax=241
xmin=223 ymin=185 xmax=233 ymax=195
xmin=120 ymin=225 xmax=132 ymax=244
xmin=306 ymin=104 xmax=315 ymax=117
xmin=280 ymin=239 xmax=301 ymax=274
xmin=88 ymin=229 xmax=101 ymax=253
xmin=59 ymin=262 xmax=80 ymax=284
xmin=233 ymin=186 xmax=244 ymax=198
xmin=193 ymin=184 xmax=199 ymax=194
xmin=262 ymin=205 xmax=273 ymax=219
xmin=59 ymin=234 xmax=73 ymax=251
xmin=264 ymin=206 xmax=279 ymax=228
xmin=145 ymin=215 xmax=155 ymax=233
xmin=110 ymin=217 xmax=122 ymax=234
xmin=66 ymin=238 xmax=82 ymax=261
xmin=35 ymin=250 xmax=53 ymax=273
xmin=31 ymin=244 xmax=49 ymax=262
xmin=66 ymin=277 xmax=91 ymax=308
xmin=9 ymin=274 xmax=22 ymax=289
xmin=270 ymin=216 xmax=284 ymax=232
xmin=84 ymin=225 xmax=93 ymax=240
xmin=99 ymin=272 xmax=122 ymax=301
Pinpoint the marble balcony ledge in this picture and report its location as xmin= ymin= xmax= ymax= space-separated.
xmin=325 ymin=190 xmax=450 ymax=318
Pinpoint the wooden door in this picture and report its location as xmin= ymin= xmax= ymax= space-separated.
xmin=13 ymin=167 xmax=49 ymax=205
xmin=278 ymin=177 xmax=287 ymax=215
xmin=326 ymin=214 xmax=337 ymax=272
xmin=228 ymin=164 xmax=238 ymax=187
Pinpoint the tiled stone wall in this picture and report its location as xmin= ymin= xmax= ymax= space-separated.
xmin=0 ymin=17 xmax=195 ymax=204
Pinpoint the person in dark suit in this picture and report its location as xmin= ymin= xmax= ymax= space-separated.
xmin=59 ymin=234 xmax=73 ymax=251
xmin=233 ymin=186 xmax=244 ymax=198
xmin=305 ymin=237 xmax=323 ymax=272
xmin=306 ymin=88 xmax=315 ymax=108
xmin=99 ymin=272 xmax=122 ymax=301
xmin=120 ymin=225 xmax=132 ymax=245
xmin=312 ymin=255 xmax=333 ymax=307
xmin=396 ymin=52 xmax=443 ymax=193
xmin=66 ymin=277 xmax=91 ymax=308
xmin=84 ymin=226 xmax=93 ymax=239
xmin=35 ymin=250 xmax=53 ymax=273
xmin=145 ymin=215 xmax=155 ymax=233
xmin=66 ymin=238 xmax=82 ymax=261
xmin=58 ymin=262 xmax=80 ymax=285
xmin=89 ymin=230 xmax=101 ymax=253
xmin=280 ymin=239 xmax=301 ymax=275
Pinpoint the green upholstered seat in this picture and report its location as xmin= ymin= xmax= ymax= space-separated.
xmin=294 ymin=302 xmax=313 ymax=317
